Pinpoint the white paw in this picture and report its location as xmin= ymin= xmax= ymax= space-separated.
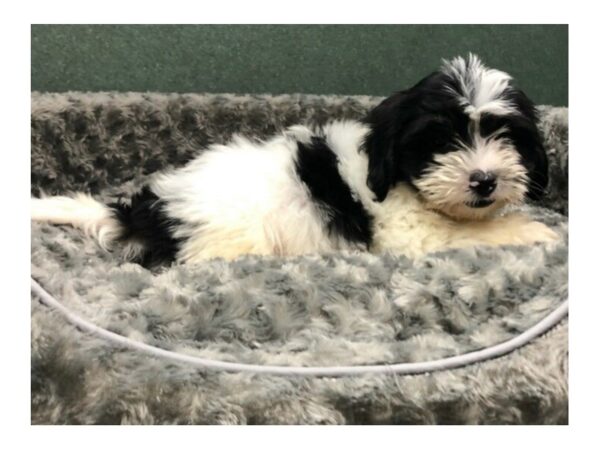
xmin=517 ymin=221 xmax=560 ymax=245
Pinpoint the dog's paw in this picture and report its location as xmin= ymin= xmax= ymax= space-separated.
xmin=516 ymin=221 xmax=560 ymax=245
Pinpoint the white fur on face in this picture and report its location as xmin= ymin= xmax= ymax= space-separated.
xmin=413 ymin=133 xmax=529 ymax=220
xmin=441 ymin=54 xmax=516 ymax=119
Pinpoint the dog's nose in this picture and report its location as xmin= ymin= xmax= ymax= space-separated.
xmin=469 ymin=171 xmax=497 ymax=197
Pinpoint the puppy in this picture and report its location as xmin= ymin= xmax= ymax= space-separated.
xmin=31 ymin=55 xmax=558 ymax=267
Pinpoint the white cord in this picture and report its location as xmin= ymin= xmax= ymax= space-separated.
xmin=31 ymin=277 xmax=568 ymax=378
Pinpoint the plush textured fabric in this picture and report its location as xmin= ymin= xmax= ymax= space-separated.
xmin=30 ymin=92 xmax=569 ymax=425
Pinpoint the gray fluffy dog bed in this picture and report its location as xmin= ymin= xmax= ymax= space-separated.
xmin=31 ymin=92 xmax=568 ymax=425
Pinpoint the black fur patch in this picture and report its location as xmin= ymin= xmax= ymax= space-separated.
xmin=295 ymin=136 xmax=373 ymax=247
xmin=363 ymin=71 xmax=472 ymax=201
xmin=109 ymin=186 xmax=182 ymax=268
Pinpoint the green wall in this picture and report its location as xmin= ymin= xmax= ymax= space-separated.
xmin=31 ymin=25 xmax=568 ymax=105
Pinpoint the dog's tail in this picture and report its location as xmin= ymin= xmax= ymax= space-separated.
xmin=31 ymin=193 xmax=124 ymax=250
xmin=32 ymin=188 xmax=181 ymax=267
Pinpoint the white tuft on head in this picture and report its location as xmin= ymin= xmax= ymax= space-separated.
xmin=441 ymin=54 xmax=516 ymax=119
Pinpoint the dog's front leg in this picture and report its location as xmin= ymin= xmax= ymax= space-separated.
xmin=446 ymin=214 xmax=560 ymax=250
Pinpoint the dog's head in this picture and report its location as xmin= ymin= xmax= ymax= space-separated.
xmin=363 ymin=54 xmax=548 ymax=220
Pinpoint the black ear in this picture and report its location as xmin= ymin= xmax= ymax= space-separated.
xmin=505 ymin=89 xmax=549 ymax=201
xmin=524 ymin=134 xmax=549 ymax=201
xmin=363 ymin=91 xmax=413 ymax=202
xmin=363 ymin=71 xmax=448 ymax=202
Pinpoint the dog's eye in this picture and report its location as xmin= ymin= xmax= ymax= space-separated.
xmin=480 ymin=114 xmax=511 ymax=137
xmin=404 ymin=118 xmax=453 ymax=153
xmin=432 ymin=135 xmax=447 ymax=147
xmin=428 ymin=128 xmax=453 ymax=151
xmin=410 ymin=133 xmax=449 ymax=154
xmin=427 ymin=138 xmax=445 ymax=152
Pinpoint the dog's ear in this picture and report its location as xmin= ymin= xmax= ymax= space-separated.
xmin=505 ymin=89 xmax=549 ymax=201
xmin=363 ymin=71 xmax=445 ymax=202
xmin=523 ymin=131 xmax=549 ymax=201
xmin=363 ymin=90 xmax=413 ymax=202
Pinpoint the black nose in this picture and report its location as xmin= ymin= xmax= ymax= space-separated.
xmin=469 ymin=171 xmax=497 ymax=197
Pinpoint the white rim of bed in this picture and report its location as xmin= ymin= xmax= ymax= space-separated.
xmin=31 ymin=277 xmax=568 ymax=378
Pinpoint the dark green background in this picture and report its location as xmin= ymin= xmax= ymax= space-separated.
xmin=31 ymin=25 xmax=568 ymax=105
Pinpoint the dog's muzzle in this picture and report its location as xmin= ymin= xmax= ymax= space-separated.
xmin=469 ymin=170 xmax=497 ymax=197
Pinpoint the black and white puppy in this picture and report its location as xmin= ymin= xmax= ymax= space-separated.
xmin=31 ymin=55 xmax=558 ymax=267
